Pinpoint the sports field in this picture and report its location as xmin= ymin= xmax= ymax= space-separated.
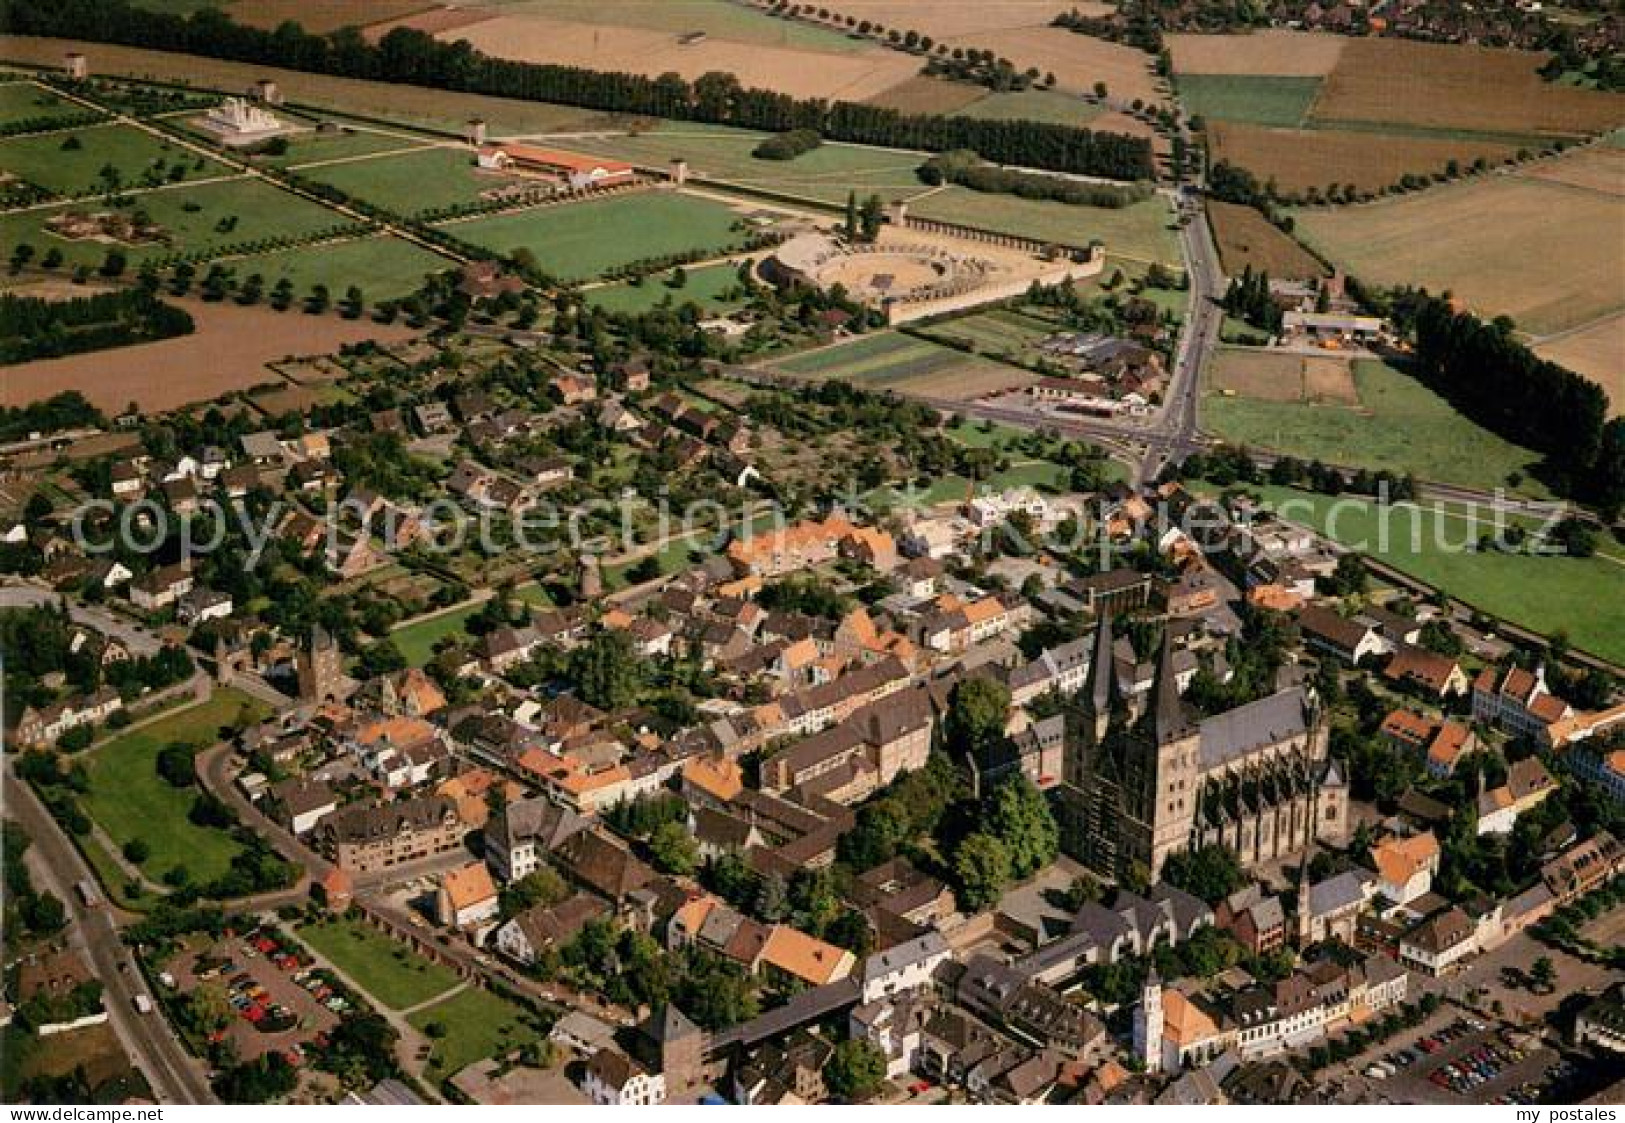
xmin=0 ymin=80 xmax=98 ymax=127
xmin=296 ymin=145 xmax=505 ymax=214
xmin=908 ymin=188 xmax=1180 ymax=267
xmin=585 ymin=261 xmax=749 ymax=315
xmin=443 ymin=191 xmax=749 ymax=281
xmin=1292 ymin=161 xmax=1625 ymax=336
xmin=0 ymin=122 xmax=230 ymax=194
xmin=1242 ymin=485 xmax=1625 ymax=665
xmin=1204 ymin=358 xmax=1550 ymax=495
xmin=1209 ymin=347 xmax=1357 ymax=404
xmin=81 ymin=688 xmax=269 ymax=888
xmin=774 ymin=331 xmax=1035 ymax=399
xmin=225 ymin=235 xmax=454 ymax=301
xmin=1176 ymin=75 xmax=1321 ymax=128
xmin=566 ymin=126 xmax=926 ymax=206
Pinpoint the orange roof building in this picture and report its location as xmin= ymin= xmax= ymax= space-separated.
xmin=438 ymin=861 xmax=498 ymax=927
xmin=758 ymin=924 xmax=856 ymax=987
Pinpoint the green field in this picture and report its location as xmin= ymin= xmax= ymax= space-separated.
xmin=585 ymin=260 xmax=750 ymax=315
xmin=566 ymin=126 xmax=927 ymax=206
xmin=917 ymin=307 xmax=1061 ymax=363
xmin=0 ymin=81 xmax=98 ymax=127
xmin=297 ymin=917 xmax=462 ymax=1010
xmin=408 ymin=986 xmax=543 ymax=1077
xmin=390 ymin=602 xmax=485 ymax=667
xmin=81 ymin=688 xmax=269 ymax=887
xmin=1242 ymin=484 xmax=1625 ymax=664
xmin=0 ymin=122 xmax=230 ymax=194
xmin=1 ymin=176 xmax=356 ymax=269
xmin=226 ymin=235 xmax=453 ymax=300
xmin=445 ymin=192 xmax=749 ymax=281
xmin=955 ymin=90 xmax=1105 ymax=128
xmin=777 ymin=331 xmax=964 ymax=384
xmin=1175 ymin=75 xmax=1323 ymax=128
xmin=1204 ymin=358 xmax=1551 ymax=496
xmin=269 ymin=130 xmax=429 ymax=170
xmin=909 ymin=187 xmax=1181 ymax=266
xmin=297 ymin=146 xmax=497 ymax=214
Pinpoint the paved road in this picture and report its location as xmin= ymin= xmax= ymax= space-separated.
xmin=5 ymin=763 xmax=217 ymax=1104
xmin=0 ymin=581 xmax=163 ymax=655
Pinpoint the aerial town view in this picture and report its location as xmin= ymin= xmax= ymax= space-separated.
xmin=1 ymin=0 xmax=1623 ymax=1112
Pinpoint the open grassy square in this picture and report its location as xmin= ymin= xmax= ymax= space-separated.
xmin=224 ymin=235 xmax=454 ymax=301
xmin=1176 ymin=75 xmax=1322 ymax=127
xmin=408 ymin=986 xmax=543 ymax=1077
xmin=296 ymin=145 xmax=504 ymax=215
xmin=908 ymin=188 xmax=1181 ymax=267
xmin=0 ymin=122 xmax=231 ymax=194
xmin=391 ymin=602 xmax=486 ymax=666
xmin=0 ymin=81 xmax=99 ymax=127
xmin=296 ymin=917 xmax=462 ymax=1010
xmin=586 ymin=260 xmax=750 ymax=315
xmin=81 ymin=688 xmax=270 ymax=887
xmin=443 ymin=191 xmax=749 ymax=281
xmin=1204 ymin=358 xmax=1550 ymax=495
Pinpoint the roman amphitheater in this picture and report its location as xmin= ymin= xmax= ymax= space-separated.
xmin=762 ymin=219 xmax=1105 ymax=324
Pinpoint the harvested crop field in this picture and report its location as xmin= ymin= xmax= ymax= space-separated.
xmin=0 ymin=300 xmax=414 ymax=414
xmin=813 ymin=1 xmax=1113 ymax=40
xmin=463 ymin=0 xmax=873 ymax=51
xmin=1310 ymin=38 xmax=1625 ymax=139
xmin=437 ymin=14 xmax=918 ymax=101
xmin=933 ymin=27 xmax=1168 ymax=107
xmin=1518 ymin=145 xmax=1625 ymax=196
xmin=230 ymin=0 xmax=434 ymax=33
xmin=1533 ymin=314 xmax=1625 ymax=415
xmin=1206 ymin=200 xmax=1326 ymax=279
xmin=1209 ymin=347 xmax=1356 ymax=404
xmin=361 ymin=6 xmax=498 ymax=40
xmin=1168 ymin=30 xmax=1347 ymax=78
xmin=1292 ymin=169 xmax=1625 ymax=337
xmin=866 ymin=76 xmax=988 ymax=116
xmin=0 ymin=37 xmax=614 ymax=136
xmin=1207 ymin=121 xmax=1518 ymax=195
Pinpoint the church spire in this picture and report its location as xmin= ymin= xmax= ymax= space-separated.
xmin=1088 ymin=611 xmax=1116 ymax=743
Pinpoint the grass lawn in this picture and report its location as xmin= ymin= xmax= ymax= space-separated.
xmin=955 ymin=89 xmax=1104 ymax=127
xmin=223 ymin=235 xmax=454 ymax=301
xmin=776 ymin=331 xmax=958 ymax=383
xmin=296 ymin=146 xmax=497 ymax=215
xmin=0 ymin=81 xmax=98 ymax=127
xmin=81 ymin=688 xmax=270 ymax=887
xmin=408 ymin=986 xmax=542 ymax=1078
xmin=908 ymin=187 xmax=1181 ymax=267
xmin=1176 ymin=75 xmax=1323 ymax=127
xmin=1 ymin=176 xmax=355 ymax=270
xmin=566 ymin=126 xmax=926 ymax=206
xmin=1204 ymin=358 xmax=1551 ymax=496
xmin=296 ymin=917 xmax=461 ymax=1010
xmin=1242 ymin=484 xmax=1625 ymax=664
xmin=271 ymin=130 xmax=431 ymax=170
xmin=390 ymin=602 xmax=485 ymax=666
xmin=585 ymin=260 xmax=750 ymax=315
xmin=444 ymin=192 xmax=748 ymax=281
xmin=0 ymin=122 xmax=230 ymax=194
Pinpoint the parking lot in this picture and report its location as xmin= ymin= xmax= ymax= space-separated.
xmin=1328 ymin=1010 xmax=1568 ymax=1104
xmin=167 ymin=925 xmax=345 ymax=1063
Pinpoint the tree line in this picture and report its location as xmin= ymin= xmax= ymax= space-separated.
xmin=1405 ymin=294 xmax=1624 ymax=513
xmin=919 ymin=149 xmax=1153 ymax=208
xmin=0 ymin=288 xmax=194 ymax=364
xmin=7 ymin=0 xmax=1153 ymax=181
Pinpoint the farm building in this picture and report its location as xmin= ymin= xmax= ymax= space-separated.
xmin=475 ymin=144 xmax=636 ymax=190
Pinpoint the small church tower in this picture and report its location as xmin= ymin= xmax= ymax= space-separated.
xmin=297 ymin=624 xmax=342 ymax=702
xmin=1133 ymin=967 xmax=1164 ymax=1075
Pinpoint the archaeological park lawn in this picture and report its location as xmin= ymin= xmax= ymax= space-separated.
xmin=440 ymin=190 xmax=752 ymax=282
xmin=0 ymin=120 xmax=231 ymax=195
xmin=81 ymin=687 xmax=270 ymax=889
